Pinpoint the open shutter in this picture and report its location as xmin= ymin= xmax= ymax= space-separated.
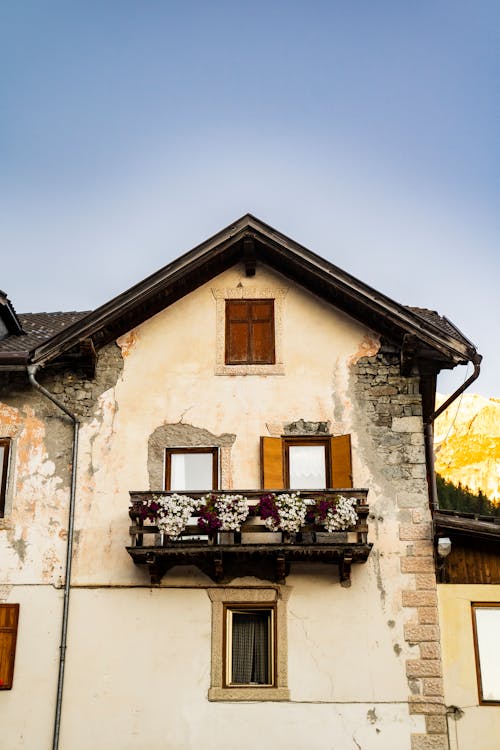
xmin=0 ymin=604 xmax=19 ymax=689
xmin=260 ymin=437 xmax=284 ymax=490
xmin=330 ymin=435 xmax=353 ymax=488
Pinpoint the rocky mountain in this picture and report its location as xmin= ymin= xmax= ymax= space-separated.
xmin=434 ymin=393 xmax=500 ymax=503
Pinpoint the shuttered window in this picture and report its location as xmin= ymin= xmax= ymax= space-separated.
xmin=260 ymin=435 xmax=353 ymax=490
xmin=0 ymin=604 xmax=19 ymax=690
xmin=225 ymin=300 xmax=275 ymax=365
xmin=0 ymin=438 xmax=10 ymax=517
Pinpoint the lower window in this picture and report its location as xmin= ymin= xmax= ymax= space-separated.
xmin=208 ymin=587 xmax=289 ymax=701
xmin=472 ymin=603 xmax=500 ymax=704
xmin=225 ymin=605 xmax=275 ymax=687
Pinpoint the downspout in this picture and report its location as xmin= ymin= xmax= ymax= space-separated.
xmin=27 ymin=364 xmax=79 ymax=750
xmin=424 ymin=356 xmax=482 ymax=511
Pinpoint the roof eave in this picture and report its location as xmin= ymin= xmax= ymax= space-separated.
xmin=24 ymin=215 xmax=479 ymax=370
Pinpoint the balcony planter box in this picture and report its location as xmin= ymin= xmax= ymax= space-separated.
xmin=316 ymin=531 xmax=348 ymax=543
xmin=217 ymin=531 xmax=235 ymax=545
xmin=241 ymin=531 xmax=282 ymax=545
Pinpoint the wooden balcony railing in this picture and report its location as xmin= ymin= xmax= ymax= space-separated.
xmin=126 ymin=489 xmax=372 ymax=585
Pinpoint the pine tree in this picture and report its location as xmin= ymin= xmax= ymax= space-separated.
xmin=436 ymin=474 xmax=500 ymax=516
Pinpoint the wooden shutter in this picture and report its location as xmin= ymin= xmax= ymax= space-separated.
xmin=330 ymin=435 xmax=353 ymax=488
xmin=250 ymin=301 xmax=275 ymax=364
xmin=260 ymin=437 xmax=284 ymax=490
xmin=226 ymin=301 xmax=251 ymax=364
xmin=0 ymin=438 xmax=10 ymax=517
xmin=0 ymin=604 xmax=19 ymax=690
xmin=226 ymin=300 xmax=275 ymax=364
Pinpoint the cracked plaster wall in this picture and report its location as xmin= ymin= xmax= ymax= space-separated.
xmin=0 ymin=264 xmax=440 ymax=749
xmin=0 ymin=343 xmax=123 ymax=584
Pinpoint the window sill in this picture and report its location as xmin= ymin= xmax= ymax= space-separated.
xmin=215 ymin=363 xmax=285 ymax=376
xmin=208 ymin=686 xmax=290 ymax=702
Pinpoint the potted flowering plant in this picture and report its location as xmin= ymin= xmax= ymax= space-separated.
xmin=198 ymin=493 xmax=249 ymax=542
xmin=308 ymin=494 xmax=358 ymax=539
xmin=257 ymin=492 xmax=307 ymax=540
xmin=140 ymin=493 xmax=201 ymax=541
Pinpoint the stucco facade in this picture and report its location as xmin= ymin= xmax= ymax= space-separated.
xmin=0 ymin=217 xmax=481 ymax=749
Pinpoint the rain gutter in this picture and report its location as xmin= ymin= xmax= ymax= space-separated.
xmin=27 ymin=364 xmax=79 ymax=750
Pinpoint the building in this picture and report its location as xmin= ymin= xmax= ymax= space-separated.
xmin=434 ymin=509 xmax=500 ymax=749
xmin=0 ymin=215 xmax=486 ymax=749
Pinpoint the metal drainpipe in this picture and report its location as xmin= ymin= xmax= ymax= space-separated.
xmin=27 ymin=365 xmax=79 ymax=750
xmin=424 ymin=357 xmax=482 ymax=511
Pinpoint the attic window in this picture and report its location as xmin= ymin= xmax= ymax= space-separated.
xmin=225 ymin=300 xmax=275 ymax=365
xmin=212 ymin=287 xmax=287 ymax=376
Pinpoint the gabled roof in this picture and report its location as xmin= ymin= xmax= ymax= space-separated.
xmin=0 ymin=214 xmax=479 ymax=371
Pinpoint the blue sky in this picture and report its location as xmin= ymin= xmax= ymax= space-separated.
xmin=1 ymin=2 xmax=499 ymax=396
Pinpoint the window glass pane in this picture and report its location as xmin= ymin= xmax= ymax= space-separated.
xmin=288 ymin=445 xmax=326 ymax=489
xmin=474 ymin=606 xmax=500 ymax=701
xmin=0 ymin=445 xmax=5 ymax=480
xmin=231 ymin=609 xmax=271 ymax=685
xmin=170 ymin=453 xmax=214 ymax=491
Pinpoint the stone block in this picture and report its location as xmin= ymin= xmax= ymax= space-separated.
xmin=411 ymin=464 xmax=427 ymax=479
xmin=402 ymin=591 xmax=437 ymax=608
xmin=413 ymin=541 xmax=434 ymax=557
xmin=414 ymin=574 xmax=437 ymax=589
xmin=404 ymin=624 xmax=440 ymax=642
xmin=406 ymin=659 xmax=442 ymax=678
xmin=422 ymin=678 xmax=444 ymax=696
xmin=420 ymin=642 xmax=441 ymax=660
xmin=409 ymin=695 xmax=446 ymax=715
xmin=401 ymin=557 xmax=435 ymax=574
xmin=425 ymin=716 xmax=447 ymax=733
xmin=397 ymin=492 xmax=426 ymax=509
xmin=371 ymin=385 xmax=398 ymax=395
xmin=411 ymin=432 xmax=425 ymax=446
xmin=418 ymin=607 xmax=439 ymax=625
xmin=411 ymin=734 xmax=448 ymax=750
xmin=404 ymin=446 xmax=426 ymax=463
xmin=392 ymin=416 xmax=423 ymax=433
xmin=412 ymin=509 xmax=427 ymax=523
xmin=400 ymin=524 xmax=431 ymax=541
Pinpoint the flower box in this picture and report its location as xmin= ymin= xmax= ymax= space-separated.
xmin=316 ymin=531 xmax=348 ymax=543
xmin=241 ymin=531 xmax=282 ymax=545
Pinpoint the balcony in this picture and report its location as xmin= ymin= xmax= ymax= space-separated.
xmin=126 ymin=489 xmax=371 ymax=585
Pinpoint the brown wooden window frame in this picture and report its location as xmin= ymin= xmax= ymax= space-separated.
xmin=223 ymin=603 xmax=277 ymax=689
xmin=283 ymin=437 xmax=332 ymax=489
xmin=225 ymin=299 xmax=275 ymax=366
xmin=471 ymin=602 xmax=500 ymax=705
xmin=164 ymin=447 xmax=219 ymax=491
xmin=0 ymin=438 xmax=11 ymax=518
xmin=0 ymin=603 xmax=19 ymax=690
xmin=260 ymin=434 xmax=353 ymax=490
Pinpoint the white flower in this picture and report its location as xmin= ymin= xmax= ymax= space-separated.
xmin=202 ymin=493 xmax=250 ymax=531
xmin=264 ymin=492 xmax=307 ymax=533
xmin=323 ymin=495 xmax=358 ymax=532
xmin=155 ymin=493 xmax=201 ymax=538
